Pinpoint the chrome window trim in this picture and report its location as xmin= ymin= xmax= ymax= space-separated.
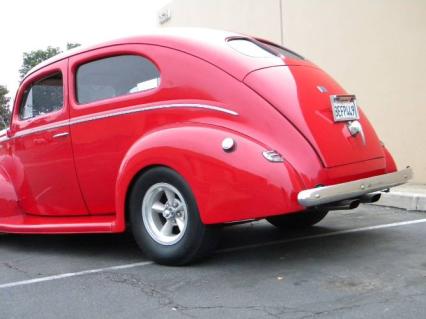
xmin=9 ymin=103 xmax=238 ymax=140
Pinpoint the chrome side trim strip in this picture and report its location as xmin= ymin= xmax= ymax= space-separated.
xmin=10 ymin=103 xmax=238 ymax=140
xmin=298 ymin=167 xmax=413 ymax=207
xmin=69 ymin=103 xmax=238 ymax=126
xmin=14 ymin=120 xmax=69 ymax=139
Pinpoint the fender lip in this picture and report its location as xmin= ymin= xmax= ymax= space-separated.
xmin=298 ymin=167 xmax=413 ymax=207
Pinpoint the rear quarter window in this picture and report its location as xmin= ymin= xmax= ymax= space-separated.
xmin=76 ymin=55 xmax=160 ymax=104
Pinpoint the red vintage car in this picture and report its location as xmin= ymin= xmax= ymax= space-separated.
xmin=0 ymin=29 xmax=412 ymax=265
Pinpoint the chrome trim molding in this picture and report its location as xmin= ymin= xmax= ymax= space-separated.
xmin=298 ymin=167 xmax=413 ymax=207
xmin=69 ymin=103 xmax=238 ymax=126
xmin=14 ymin=121 xmax=69 ymax=139
xmin=10 ymin=103 xmax=238 ymax=140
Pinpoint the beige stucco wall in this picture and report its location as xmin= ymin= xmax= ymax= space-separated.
xmin=160 ymin=0 xmax=282 ymax=43
xmin=282 ymin=0 xmax=426 ymax=183
xmin=160 ymin=0 xmax=426 ymax=183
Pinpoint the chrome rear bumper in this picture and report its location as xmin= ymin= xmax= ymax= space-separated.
xmin=298 ymin=167 xmax=413 ymax=207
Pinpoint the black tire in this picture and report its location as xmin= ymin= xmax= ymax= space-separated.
xmin=129 ymin=167 xmax=220 ymax=265
xmin=266 ymin=209 xmax=329 ymax=229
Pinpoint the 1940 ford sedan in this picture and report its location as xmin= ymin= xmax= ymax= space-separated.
xmin=0 ymin=29 xmax=412 ymax=265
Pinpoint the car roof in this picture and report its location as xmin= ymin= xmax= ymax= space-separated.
xmin=24 ymin=27 xmax=286 ymax=81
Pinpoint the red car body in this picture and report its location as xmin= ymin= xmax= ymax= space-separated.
xmin=0 ymin=29 xmax=410 ymax=238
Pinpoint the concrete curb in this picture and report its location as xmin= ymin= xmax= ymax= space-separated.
xmin=372 ymin=183 xmax=426 ymax=211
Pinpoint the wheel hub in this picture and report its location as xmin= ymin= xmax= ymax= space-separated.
xmin=162 ymin=208 xmax=175 ymax=219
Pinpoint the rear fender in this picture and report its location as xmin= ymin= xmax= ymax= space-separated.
xmin=114 ymin=124 xmax=305 ymax=230
xmin=383 ymin=145 xmax=397 ymax=173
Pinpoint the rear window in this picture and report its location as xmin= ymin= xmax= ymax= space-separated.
xmin=76 ymin=55 xmax=160 ymax=104
xmin=228 ymin=38 xmax=304 ymax=60
xmin=227 ymin=39 xmax=277 ymax=58
xmin=259 ymin=41 xmax=304 ymax=60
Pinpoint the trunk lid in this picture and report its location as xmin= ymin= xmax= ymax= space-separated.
xmin=244 ymin=65 xmax=384 ymax=167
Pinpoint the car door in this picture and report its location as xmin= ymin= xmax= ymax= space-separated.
xmin=68 ymin=45 xmax=161 ymax=214
xmin=10 ymin=60 xmax=88 ymax=216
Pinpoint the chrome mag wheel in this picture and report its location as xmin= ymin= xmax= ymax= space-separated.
xmin=142 ymin=182 xmax=188 ymax=245
xmin=130 ymin=167 xmax=220 ymax=265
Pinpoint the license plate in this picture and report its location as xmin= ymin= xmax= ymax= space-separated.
xmin=330 ymin=95 xmax=359 ymax=122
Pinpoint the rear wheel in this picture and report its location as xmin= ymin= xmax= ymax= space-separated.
xmin=267 ymin=209 xmax=329 ymax=229
xmin=129 ymin=167 xmax=220 ymax=265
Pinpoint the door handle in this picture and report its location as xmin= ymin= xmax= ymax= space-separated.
xmin=52 ymin=132 xmax=69 ymax=139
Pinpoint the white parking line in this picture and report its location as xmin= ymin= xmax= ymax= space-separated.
xmin=1 ymin=218 xmax=425 ymax=290
xmin=0 ymin=261 xmax=153 ymax=289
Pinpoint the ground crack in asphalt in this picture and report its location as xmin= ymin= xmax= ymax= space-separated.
xmin=104 ymin=271 xmax=313 ymax=318
xmin=174 ymin=305 xmax=312 ymax=318
xmin=2 ymin=262 xmax=31 ymax=277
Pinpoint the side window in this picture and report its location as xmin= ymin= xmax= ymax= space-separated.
xmin=76 ymin=55 xmax=160 ymax=104
xmin=19 ymin=73 xmax=63 ymax=120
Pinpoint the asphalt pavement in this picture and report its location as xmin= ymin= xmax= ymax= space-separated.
xmin=1 ymin=205 xmax=425 ymax=319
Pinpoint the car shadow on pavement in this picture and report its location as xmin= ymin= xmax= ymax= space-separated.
xmin=0 ymin=219 xmax=388 ymax=268
xmin=0 ymin=232 xmax=141 ymax=263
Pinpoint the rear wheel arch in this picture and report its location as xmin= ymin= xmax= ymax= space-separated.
xmin=113 ymin=124 xmax=306 ymax=231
